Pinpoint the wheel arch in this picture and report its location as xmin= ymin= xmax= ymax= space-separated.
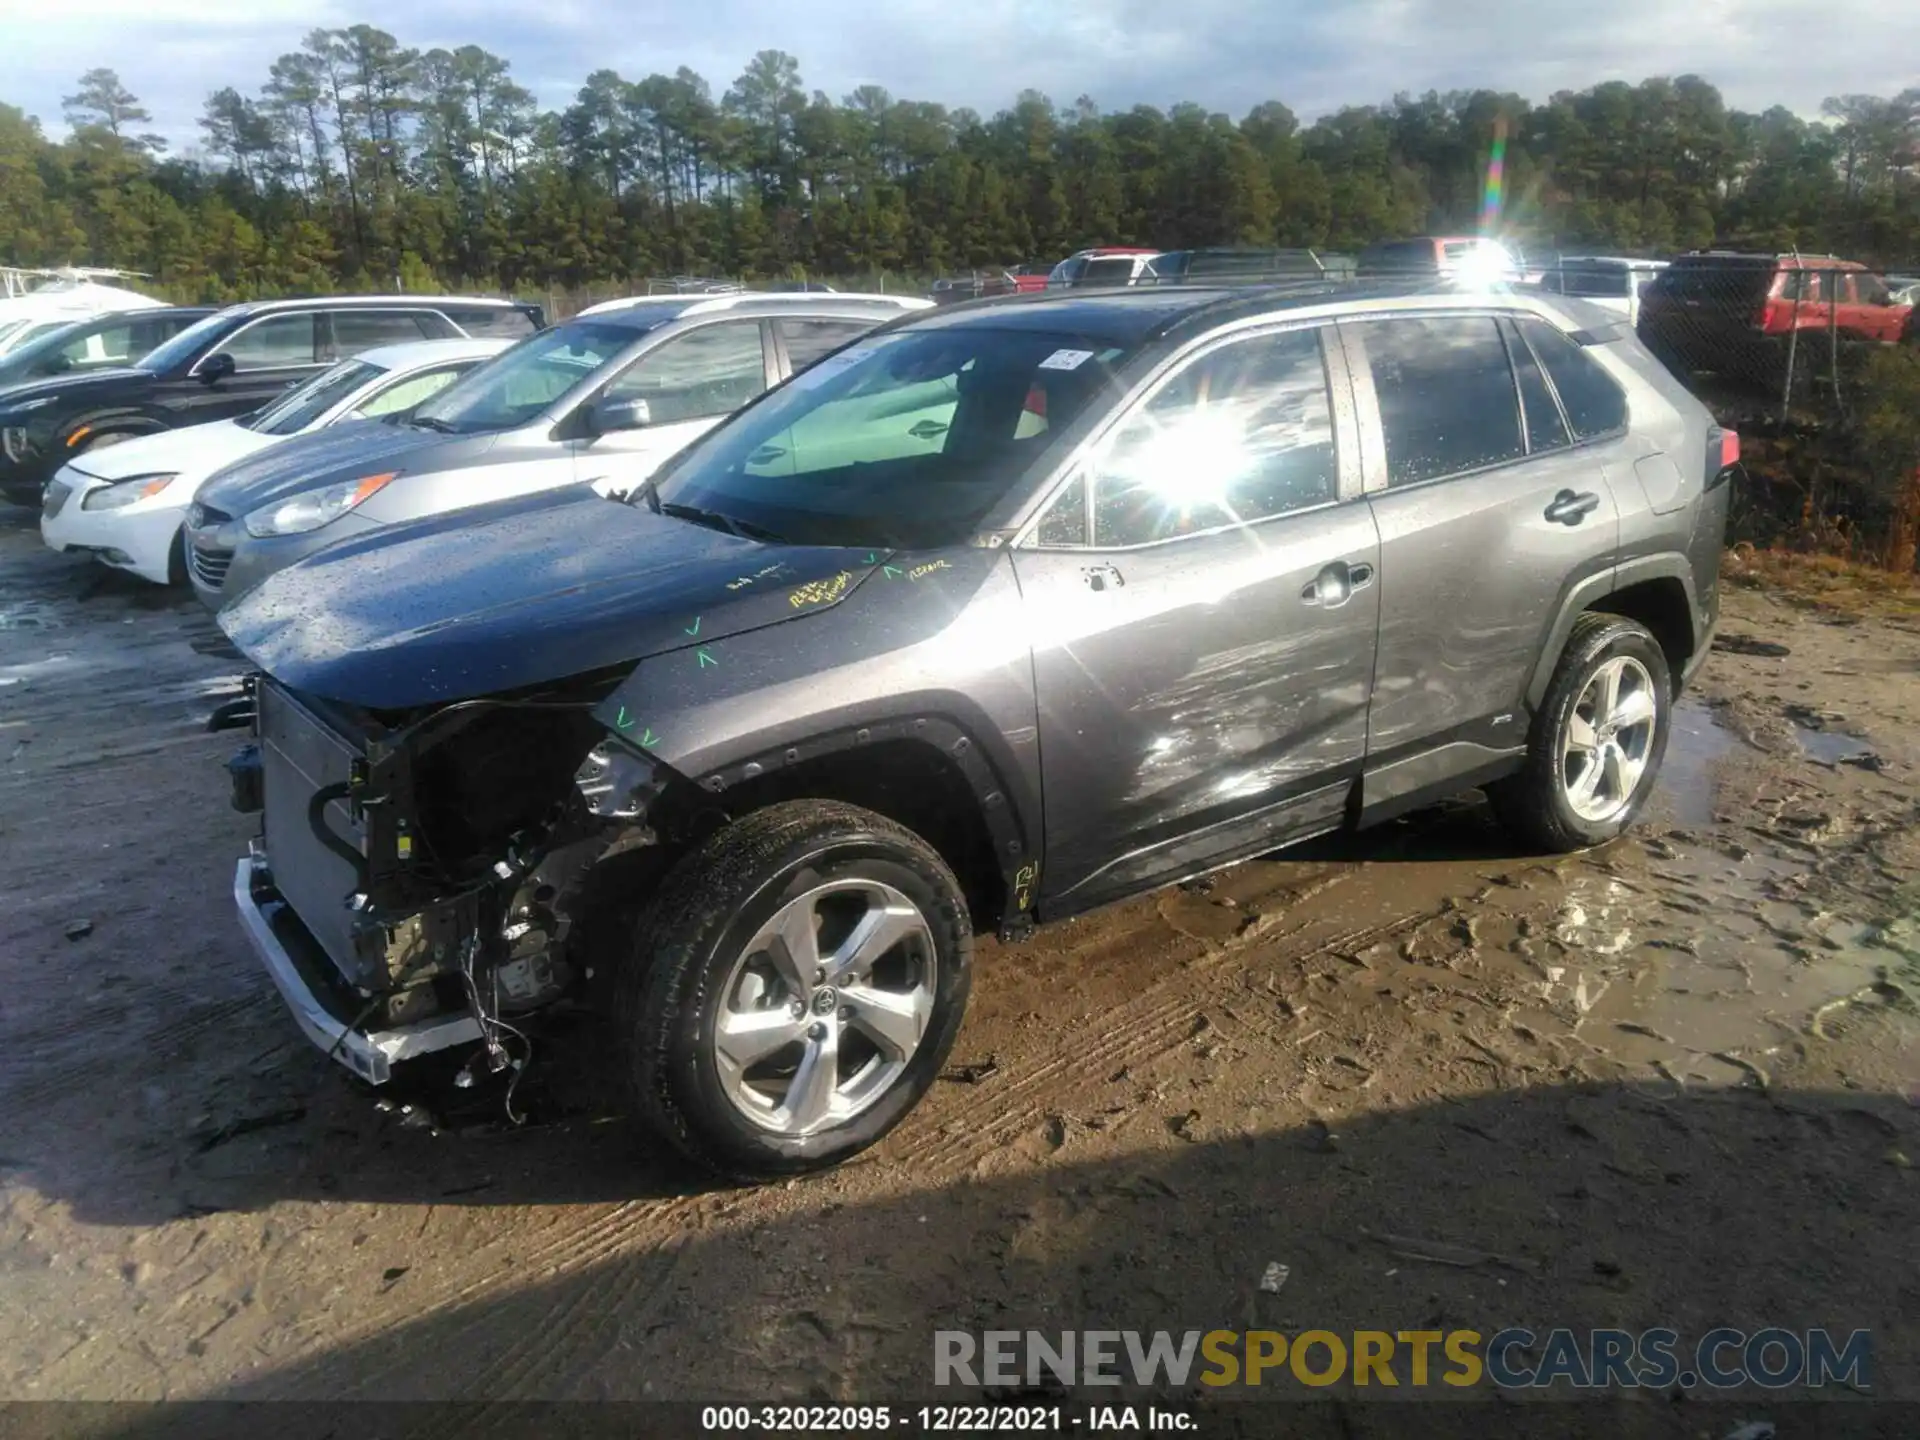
xmin=1525 ymin=554 xmax=1700 ymax=710
xmin=666 ymin=716 xmax=1033 ymax=937
xmin=57 ymin=406 xmax=169 ymax=453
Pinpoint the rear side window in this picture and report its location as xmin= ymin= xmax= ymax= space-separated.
xmin=778 ymin=317 xmax=873 ymax=371
xmin=1503 ymin=322 xmax=1570 ymax=453
xmin=330 ymin=311 xmax=432 ymax=353
xmin=1517 ymin=319 xmax=1627 ymax=441
xmin=446 ymin=305 xmax=540 ymax=339
xmin=56 ymin=321 xmax=138 ymax=369
xmin=1090 ymin=327 xmax=1337 ymax=546
xmin=1353 ymin=316 xmax=1524 ymax=487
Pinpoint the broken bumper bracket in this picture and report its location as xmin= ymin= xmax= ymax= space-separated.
xmin=232 ymin=852 xmax=482 ymax=1085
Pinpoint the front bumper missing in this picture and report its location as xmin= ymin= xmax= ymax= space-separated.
xmin=233 ymin=851 xmax=482 ymax=1085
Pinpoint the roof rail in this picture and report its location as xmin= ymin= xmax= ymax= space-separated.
xmin=679 ymin=292 xmax=929 ymax=315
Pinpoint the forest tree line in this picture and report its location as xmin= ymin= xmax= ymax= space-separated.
xmin=1 ymin=34 xmax=1917 ymax=301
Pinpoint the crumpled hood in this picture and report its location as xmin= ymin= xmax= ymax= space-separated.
xmin=194 ymin=420 xmax=465 ymax=514
xmin=218 ymin=484 xmax=884 ymax=709
xmin=0 ymin=367 xmax=150 ymax=416
xmin=65 ymin=418 xmax=269 ymax=484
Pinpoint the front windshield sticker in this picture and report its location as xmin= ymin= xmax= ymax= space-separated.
xmin=1038 ymin=348 xmax=1095 ymax=371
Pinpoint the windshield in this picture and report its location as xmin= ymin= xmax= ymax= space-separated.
xmin=410 ymin=320 xmax=636 ymax=434
xmin=135 ymin=311 xmax=235 ymax=374
xmin=650 ymin=326 xmax=1134 ymax=548
xmin=243 ymin=358 xmax=385 ymax=436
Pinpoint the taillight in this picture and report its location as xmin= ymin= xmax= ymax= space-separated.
xmin=1706 ymin=427 xmax=1739 ymax=490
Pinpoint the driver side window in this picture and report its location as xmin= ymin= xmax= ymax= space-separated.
xmin=1086 ymin=327 xmax=1338 ymax=548
xmin=606 ymin=320 xmax=767 ymax=425
xmin=219 ymin=314 xmax=319 ymax=371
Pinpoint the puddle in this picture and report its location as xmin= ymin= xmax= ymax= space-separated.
xmin=1508 ymin=857 xmax=1911 ymax=1077
xmin=1657 ymin=699 xmax=1736 ymax=827
xmin=1794 ymin=725 xmax=1877 ymax=768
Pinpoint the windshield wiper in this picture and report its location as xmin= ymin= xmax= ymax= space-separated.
xmin=658 ymin=501 xmax=786 ymax=544
xmin=410 ymin=415 xmax=458 ymax=433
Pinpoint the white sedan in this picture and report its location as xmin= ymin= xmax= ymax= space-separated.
xmin=40 ymin=337 xmax=508 ymax=585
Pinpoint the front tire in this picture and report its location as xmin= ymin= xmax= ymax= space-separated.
xmin=617 ymin=800 xmax=973 ymax=1181
xmin=1490 ymin=613 xmax=1672 ymax=853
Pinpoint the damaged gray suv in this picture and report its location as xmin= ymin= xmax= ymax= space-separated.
xmin=215 ymin=281 xmax=1735 ymax=1180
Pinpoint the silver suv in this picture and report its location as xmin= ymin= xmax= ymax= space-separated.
xmin=215 ymin=279 xmax=1735 ymax=1181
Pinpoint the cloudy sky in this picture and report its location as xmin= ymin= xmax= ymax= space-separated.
xmin=5 ymin=0 xmax=1916 ymax=152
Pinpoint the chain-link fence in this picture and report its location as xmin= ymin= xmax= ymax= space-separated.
xmin=1632 ymin=256 xmax=1920 ymax=569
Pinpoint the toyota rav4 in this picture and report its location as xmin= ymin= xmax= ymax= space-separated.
xmin=213 ymin=281 xmax=1734 ymax=1181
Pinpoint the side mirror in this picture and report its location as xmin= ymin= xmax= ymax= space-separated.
xmin=199 ymin=352 xmax=237 ymax=385
xmin=589 ymin=395 xmax=651 ymax=435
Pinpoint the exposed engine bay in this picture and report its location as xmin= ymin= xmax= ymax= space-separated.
xmin=223 ymin=670 xmax=693 ymax=1111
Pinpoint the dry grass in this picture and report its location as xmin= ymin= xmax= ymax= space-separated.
xmin=1724 ymin=543 xmax=1920 ymax=617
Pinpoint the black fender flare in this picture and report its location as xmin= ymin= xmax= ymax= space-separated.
xmin=1523 ymin=553 xmax=1700 ymax=711
xmin=684 ymin=712 xmax=1037 ymax=908
xmin=600 ymin=709 xmax=1041 ymax=931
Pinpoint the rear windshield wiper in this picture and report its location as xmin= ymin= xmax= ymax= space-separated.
xmin=658 ymin=501 xmax=787 ymax=544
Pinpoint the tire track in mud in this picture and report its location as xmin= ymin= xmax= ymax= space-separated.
xmin=270 ymin=1198 xmax=721 ymax=1397
xmin=0 ymin=989 xmax=281 ymax=1111
xmin=889 ymin=906 xmax=1438 ymax=1177
xmin=293 ymin=1235 xmax=696 ymax=1405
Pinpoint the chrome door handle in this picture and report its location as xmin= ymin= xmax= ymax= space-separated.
xmin=1082 ymin=564 xmax=1124 ymax=592
xmin=1302 ymin=560 xmax=1372 ymax=608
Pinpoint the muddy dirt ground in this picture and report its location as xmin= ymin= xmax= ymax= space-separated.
xmin=1 ymin=508 xmax=1916 ymax=1429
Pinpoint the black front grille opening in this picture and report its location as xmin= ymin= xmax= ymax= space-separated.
xmin=191 ymin=548 xmax=233 ymax=588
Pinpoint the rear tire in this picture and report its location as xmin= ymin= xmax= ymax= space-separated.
xmin=1489 ymin=613 xmax=1672 ymax=853
xmin=616 ymin=800 xmax=972 ymax=1181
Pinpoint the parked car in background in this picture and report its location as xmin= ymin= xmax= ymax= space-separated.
xmin=1634 ymin=251 xmax=1913 ymax=382
xmin=40 ymin=338 xmax=509 ymax=586
xmin=0 ymin=269 xmax=164 ymax=360
xmin=183 ymin=292 xmax=930 ymax=607
xmin=643 ymin=277 xmax=745 ymax=297
xmin=1146 ymin=248 xmax=1359 ymax=283
xmin=1356 ymin=236 xmax=1525 ymax=286
xmin=0 ymin=295 xmax=543 ymax=506
xmin=0 ymin=307 xmax=214 ymax=392
xmin=930 ymin=266 xmax=1051 ymax=304
xmin=216 ymin=280 xmax=1732 ymax=1181
xmin=1046 ymin=248 xmax=1166 ymax=288
xmin=1530 ymin=257 xmax=1669 ymax=326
